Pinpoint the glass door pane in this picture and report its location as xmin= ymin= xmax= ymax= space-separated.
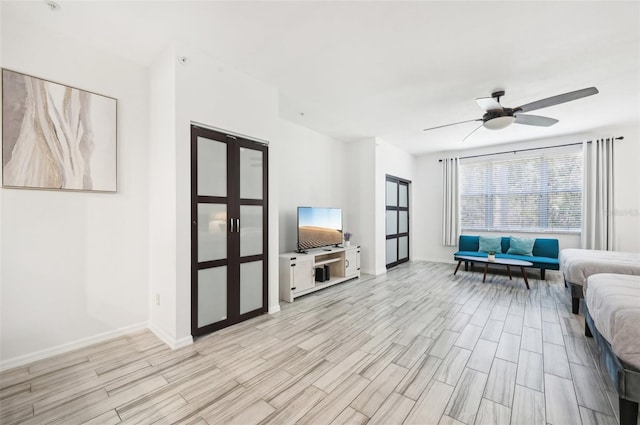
xmin=399 ymin=211 xmax=409 ymax=234
xmin=399 ymin=184 xmax=408 ymax=207
xmin=240 ymin=205 xmax=263 ymax=257
xmin=386 ymin=210 xmax=398 ymax=236
xmin=198 ymin=203 xmax=227 ymax=262
xmin=198 ymin=267 xmax=227 ymax=327
xmin=386 ymin=239 xmax=398 ymax=264
xmin=240 ymin=261 xmax=263 ymax=314
xmin=240 ymin=147 xmax=263 ymax=199
xmin=386 ymin=181 xmax=398 ymax=206
xmin=197 ymin=137 xmax=227 ymax=197
xmin=399 ymin=236 xmax=409 ymax=260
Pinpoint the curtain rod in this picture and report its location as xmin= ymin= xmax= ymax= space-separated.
xmin=438 ymin=136 xmax=623 ymax=162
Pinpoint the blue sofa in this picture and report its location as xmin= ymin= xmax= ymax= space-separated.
xmin=454 ymin=235 xmax=560 ymax=280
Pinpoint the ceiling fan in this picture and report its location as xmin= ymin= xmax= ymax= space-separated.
xmin=424 ymin=87 xmax=599 ymax=141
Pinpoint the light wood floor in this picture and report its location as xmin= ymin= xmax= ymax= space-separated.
xmin=1 ymin=261 xmax=636 ymax=425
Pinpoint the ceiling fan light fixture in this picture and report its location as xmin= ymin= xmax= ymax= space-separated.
xmin=483 ymin=115 xmax=515 ymax=130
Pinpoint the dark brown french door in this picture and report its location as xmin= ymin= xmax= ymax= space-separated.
xmin=191 ymin=125 xmax=268 ymax=337
xmin=386 ymin=175 xmax=410 ymax=269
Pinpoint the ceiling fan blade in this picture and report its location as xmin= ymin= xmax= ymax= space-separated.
xmin=514 ymin=114 xmax=559 ymax=127
xmin=476 ymin=97 xmax=502 ymax=112
xmin=423 ymin=119 xmax=482 ymax=132
xmin=514 ymin=87 xmax=599 ymax=113
xmin=463 ymin=124 xmax=484 ymax=141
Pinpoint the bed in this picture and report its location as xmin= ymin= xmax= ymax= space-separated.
xmin=584 ymin=273 xmax=640 ymax=425
xmin=559 ymin=248 xmax=640 ymax=314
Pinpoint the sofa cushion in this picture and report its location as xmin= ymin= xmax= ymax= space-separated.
xmin=507 ymin=236 xmax=535 ymax=256
xmin=479 ymin=236 xmax=502 ymax=253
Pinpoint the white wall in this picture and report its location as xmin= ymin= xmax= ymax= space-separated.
xmin=276 ymin=120 xmax=347 ymax=254
xmin=413 ymin=125 xmax=640 ymax=263
xmin=148 ymin=44 xmax=179 ymax=345
xmin=374 ymin=138 xmax=416 ymax=274
xmin=0 ymin=19 xmax=150 ymax=367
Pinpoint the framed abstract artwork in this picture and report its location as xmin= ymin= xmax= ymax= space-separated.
xmin=2 ymin=69 xmax=117 ymax=192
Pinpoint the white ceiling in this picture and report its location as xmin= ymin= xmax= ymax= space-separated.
xmin=3 ymin=1 xmax=639 ymax=154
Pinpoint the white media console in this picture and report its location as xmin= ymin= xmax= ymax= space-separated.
xmin=279 ymin=245 xmax=361 ymax=302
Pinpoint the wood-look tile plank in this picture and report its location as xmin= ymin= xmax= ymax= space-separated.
xmin=502 ymin=314 xmax=523 ymax=336
xmin=454 ymin=324 xmax=484 ymax=350
xmin=224 ymin=399 xmax=274 ymax=425
xmin=520 ymin=326 xmax=542 ymax=354
xmin=438 ymin=415 xmax=466 ymax=425
xmin=480 ymin=319 xmax=505 ymax=342
xmin=544 ymin=373 xmax=581 ymax=425
xmin=329 ymin=407 xmax=368 ymax=425
xmin=434 ymin=346 xmax=472 ymax=386
xmin=511 ymin=385 xmax=545 ymax=425
xmin=366 ymin=392 xmax=415 ymax=425
xmin=428 ymin=330 xmax=460 ymax=359
xmin=262 ymin=384 xmax=326 ymax=425
xmin=542 ymin=322 xmax=564 ymax=346
xmin=396 ymin=335 xmax=436 ymax=367
xmin=350 ymin=363 xmax=408 ymax=417
xmin=495 ymin=332 xmax=521 ymax=363
xmin=314 ymin=350 xmax=371 ymax=393
xmin=444 ymin=368 xmax=488 ymax=425
xmin=118 ymin=393 xmax=187 ymax=425
xmin=396 ymin=354 xmax=442 ymax=401
xmin=579 ymin=406 xmax=619 ymax=425
xmin=268 ymin=363 xmax=332 ymax=410
xmin=469 ymin=309 xmax=491 ymax=328
xmin=359 ymin=343 xmax=405 ymax=380
xmin=297 ymin=374 xmax=370 ymax=425
xmin=570 ymin=363 xmax=613 ymax=415
xmin=515 ymin=350 xmax=544 ymax=392
xmin=404 ymin=380 xmax=455 ymax=425
xmin=80 ymin=409 xmax=121 ymax=425
xmin=523 ymin=305 xmax=542 ymax=330
xmin=475 ymin=398 xmax=511 ymax=425
xmin=467 ymin=339 xmax=498 ymax=374
xmin=484 ymin=358 xmax=517 ymax=408
xmin=565 ymin=336 xmax=596 ymax=368
xmin=543 ymin=342 xmax=571 ymax=379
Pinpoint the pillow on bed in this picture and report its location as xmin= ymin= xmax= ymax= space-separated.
xmin=478 ymin=236 xmax=502 ymax=253
xmin=507 ymin=236 xmax=535 ymax=256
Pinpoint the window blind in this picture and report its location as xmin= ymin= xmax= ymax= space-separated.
xmin=459 ymin=147 xmax=583 ymax=232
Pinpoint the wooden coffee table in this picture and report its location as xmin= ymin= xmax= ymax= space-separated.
xmin=454 ymin=255 xmax=533 ymax=289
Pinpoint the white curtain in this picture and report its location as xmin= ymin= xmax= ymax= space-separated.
xmin=582 ymin=138 xmax=614 ymax=250
xmin=442 ymin=157 xmax=459 ymax=246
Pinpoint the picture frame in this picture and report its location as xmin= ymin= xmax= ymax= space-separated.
xmin=2 ymin=68 xmax=117 ymax=192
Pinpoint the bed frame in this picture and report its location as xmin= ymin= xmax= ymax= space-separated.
xmin=584 ymin=306 xmax=640 ymax=425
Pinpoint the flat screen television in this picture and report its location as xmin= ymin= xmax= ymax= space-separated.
xmin=297 ymin=207 xmax=343 ymax=251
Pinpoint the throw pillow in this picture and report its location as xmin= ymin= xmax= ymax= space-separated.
xmin=478 ymin=236 xmax=502 ymax=253
xmin=507 ymin=236 xmax=536 ymax=256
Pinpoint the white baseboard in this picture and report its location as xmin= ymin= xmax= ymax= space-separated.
xmin=268 ymin=304 xmax=281 ymax=314
xmin=148 ymin=323 xmax=193 ymax=350
xmin=0 ymin=322 xmax=148 ymax=372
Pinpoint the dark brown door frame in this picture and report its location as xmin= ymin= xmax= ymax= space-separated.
xmin=190 ymin=125 xmax=268 ymax=337
xmin=386 ymin=174 xmax=410 ymax=269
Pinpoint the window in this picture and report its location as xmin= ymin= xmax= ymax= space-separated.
xmin=459 ymin=147 xmax=583 ymax=232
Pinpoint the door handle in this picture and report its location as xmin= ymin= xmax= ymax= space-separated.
xmin=235 ymin=218 xmax=240 ymax=233
xmin=229 ymin=218 xmax=234 ymax=233
xmin=346 ymin=260 xmax=350 ymax=267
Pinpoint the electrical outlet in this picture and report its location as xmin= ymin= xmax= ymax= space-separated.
xmin=155 ymin=293 xmax=160 ymax=306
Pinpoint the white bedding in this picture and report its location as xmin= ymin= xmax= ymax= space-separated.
xmin=585 ymin=273 xmax=640 ymax=369
xmin=559 ymin=248 xmax=640 ymax=286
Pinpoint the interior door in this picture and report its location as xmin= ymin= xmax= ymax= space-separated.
xmin=386 ymin=175 xmax=410 ymax=269
xmin=191 ymin=125 xmax=268 ymax=337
